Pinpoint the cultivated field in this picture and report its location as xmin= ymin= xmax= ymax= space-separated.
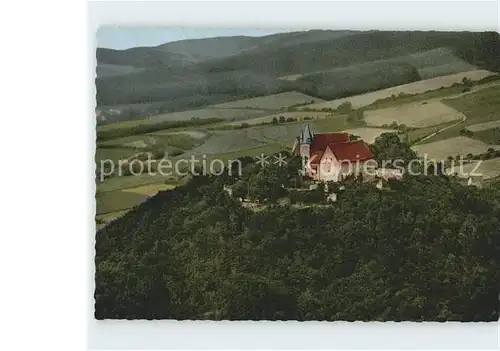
xmin=152 ymin=130 xmax=207 ymax=139
xmin=279 ymin=48 xmax=477 ymax=82
xmin=96 ymin=209 xmax=129 ymax=229
xmin=189 ymin=130 xmax=266 ymax=155
xmin=408 ymin=48 xmax=476 ymax=79
xmin=223 ymin=111 xmax=332 ymax=127
xmin=148 ymin=107 xmax=271 ymax=122
xmin=99 ymin=133 xmax=202 ymax=152
xmin=97 ymin=173 xmax=179 ymax=193
xmin=302 ymin=70 xmax=495 ymax=110
xmin=411 ymin=136 xmax=500 ymax=160
xmin=179 ymin=115 xmax=356 ymax=157
xmin=95 ymin=147 xmax=139 ymax=164
xmin=342 ymin=128 xmax=398 ymax=144
xmin=406 ymin=121 xmax=459 ymax=144
xmin=466 ymin=120 xmax=500 ymax=132
xmin=447 ymin=158 xmax=500 ymax=180
xmin=96 ymin=190 xmax=149 ymax=215
xmin=122 ymin=184 xmax=176 ymax=196
xmin=364 ymin=101 xmax=463 ymax=128
xmin=96 ymin=180 xmax=180 ymax=228
xmin=278 ymin=74 xmax=304 ymax=81
xmin=444 ymin=85 xmax=500 ymax=124
xmin=209 ymin=91 xmax=324 ymax=109
xmin=245 ymin=124 xmax=306 ymax=144
xmin=421 ymin=84 xmax=500 ymax=144
xmin=95 ymin=184 xmax=176 ymax=229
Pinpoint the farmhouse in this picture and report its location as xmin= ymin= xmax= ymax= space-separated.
xmin=292 ymin=124 xmax=375 ymax=182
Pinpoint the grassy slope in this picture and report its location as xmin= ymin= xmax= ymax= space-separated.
xmin=93 ymin=31 xmax=499 ymax=202
xmin=94 ymin=83 xmax=500 ymax=220
xmin=204 ymin=114 xmax=361 ymax=160
xmin=99 ymin=133 xmax=200 ymax=150
xmin=96 ymin=31 xmax=500 ymax=118
xmin=198 ymin=31 xmax=497 ymax=76
xmin=444 ymin=85 xmax=500 ymax=124
xmin=421 ymin=85 xmax=500 ymax=144
xmin=95 ymin=147 xmax=139 ymax=164
xmin=364 ymin=85 xmax=467 ymax=111
xmin=96 ymin=173 xmax=179 ymax=193
xmin=406 ymin=121 xmax=459 ymax=144
xmin=95 ymin=132 xmax=206 ymax=170
xmin=96 ymin=190 xmax=149 ymax=215
xmin=96 ymin=180 xmax=180 ymax=227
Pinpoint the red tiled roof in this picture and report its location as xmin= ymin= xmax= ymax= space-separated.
xmin=311 ymin=133 xmax=349 ymax=152
xmin=330 ymin=140 xmax=374 ymax=162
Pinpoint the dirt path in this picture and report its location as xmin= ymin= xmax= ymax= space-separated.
xmin=409 ymin=82 xmax=500 ymax=145
xmin=413 ymin=113 xmax=466 ymax=145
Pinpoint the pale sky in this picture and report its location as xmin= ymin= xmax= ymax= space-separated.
xmin=97 ymin=27 xmax=295 ymax=49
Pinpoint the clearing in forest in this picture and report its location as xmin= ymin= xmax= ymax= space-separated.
xmin=209 ymin=91 xmax=324 ymax=109
xmin=302 ymin=70 xmax=494 ymax=110
xmin=411 ymin=136 xmax=500 ymax=160
xmin=447 ymin=158 xmax=500 ymax=180
xmin=465 ymin=120 xmax=500 ymax=132
xmin=364 ymin=101 xmax=463 ymax=128
xmin=121 ymin=184 xmax=177 ymax=196
xmin=224 ymin=111 xmax=332 ymax=127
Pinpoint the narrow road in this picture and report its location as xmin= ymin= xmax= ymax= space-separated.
xmin=409 ymin=82 xmax=497 ymax=145
xmin=413 ymin=113 xmax=467 ymax=145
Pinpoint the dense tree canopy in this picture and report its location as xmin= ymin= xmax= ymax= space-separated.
xmin=95 ymin=165 xmax=500 ymax=321
xmin=371 ymin=132 xmax=418 ymax=168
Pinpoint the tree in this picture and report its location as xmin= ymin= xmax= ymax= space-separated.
xmin=232 ymin=180 xmax=248 ymax=200
xmin=336 ymin=101 xmax=353 ymax=114
xmin=248 ymin=167 xmax=286 ymax=202
xmin=427 ymin=161 xmax=446 ymax=177
xmin=95 ymin=173 xmax=500 ymax=321
xmin=493 ymin=128 xmax=500 ymax=144
xmin=370 ymin=132 xmax=418 ymax=167
xmin=461 ymin=77 xmax=473 ymax=91
xmin=326 ymin=180 xmax=340 ymax=194
xmin=279 ymin=115 xmax=286 ymax=123
xmin=272 ymin=117 xmax=278 ymax=124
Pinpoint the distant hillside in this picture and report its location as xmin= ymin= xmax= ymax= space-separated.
xmin=96 ymin=30 xmax=356 ymax=71
xmin=96 ymin=47 xmax=194 ymax=68
xmin=95 ymin=30 xmax=500 ymax=123
xmin=196 ymin=31 xmax=499 ymax=76
xmin=154 ymin=35 xmax=260 ymax=62
xmin=296 ymin=62 xmax=421 ymax=100
xmin=96 ymin=64 xmax=145 ymax=78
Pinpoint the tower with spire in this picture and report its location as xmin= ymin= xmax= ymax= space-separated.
xmin=299 ymin=124 xmax=314 ymax=159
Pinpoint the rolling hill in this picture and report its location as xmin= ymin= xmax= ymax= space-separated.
xmin=95 ymin=30 xmax=500 ymax=123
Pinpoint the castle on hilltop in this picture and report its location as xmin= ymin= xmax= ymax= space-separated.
xmin=291 ymin=124 xmax=375 ymax=182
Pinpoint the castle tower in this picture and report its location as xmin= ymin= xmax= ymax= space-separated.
xmin=299 ymin=124 xmax=314 ymax=158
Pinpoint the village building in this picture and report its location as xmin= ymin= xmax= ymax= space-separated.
xmin=292 ymin=124 xmax=376 ymax=182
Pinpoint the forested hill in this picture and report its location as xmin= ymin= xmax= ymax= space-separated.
xmin=96 ymin=30 xmax=500 ymax=116
xmin=95 ymin=172 xmax=500 ymax=321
